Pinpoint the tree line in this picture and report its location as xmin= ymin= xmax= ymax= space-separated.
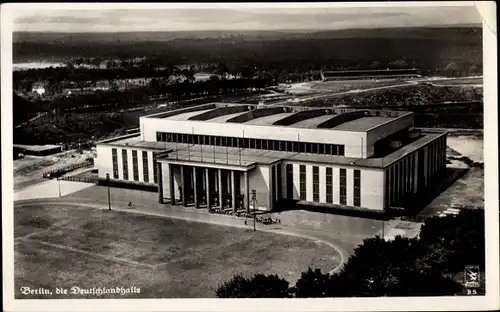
xmin=15 ymin=27 xmax=482 ymax=80
xmin=216 ymin=209 xmax=484 ymax=298
xmin=13 ymin=77 xmax=272 ymax=124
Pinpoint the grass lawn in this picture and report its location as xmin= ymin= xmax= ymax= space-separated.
xmin=14 ymin=204 xmax=340 ymax=299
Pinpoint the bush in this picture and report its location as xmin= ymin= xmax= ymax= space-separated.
xmin=216 ymin=273 xmax=290 ymax=298
xmin=217 ymin=209 xmax=482 ymax=297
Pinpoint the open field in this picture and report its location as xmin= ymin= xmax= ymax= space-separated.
xmin=309 ymin=79 xmax=413 ymax=93
xmin=429 ymin=77 xmax=483 ymax=86
xmin=446 ymin=135 xmax=483 ymax=163
xmin=14 ymin=204 xmax=341 ymax=298
xmin=425 ymin=134 xmax=484 ymax=213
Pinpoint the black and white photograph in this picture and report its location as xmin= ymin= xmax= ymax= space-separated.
xmin=2 ymin=2 xmax=498 ymax=312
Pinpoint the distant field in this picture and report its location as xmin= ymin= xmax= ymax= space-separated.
xmin=15 ymin=204 xmax=340 ymax=298
xmin=310 ymin=79 xmax=409 ymax=92
xmin=430 ymin=77 xmax=483 ymax=86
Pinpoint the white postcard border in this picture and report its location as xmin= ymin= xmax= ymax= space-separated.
xmin=2 ymin=2 xmax=498 ymax=312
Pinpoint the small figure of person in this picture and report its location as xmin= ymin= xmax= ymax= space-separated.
xmin=244 ymin=220 xmax=247 ymax=225
xmin=128 ymin=201 xmax=133 ymax=208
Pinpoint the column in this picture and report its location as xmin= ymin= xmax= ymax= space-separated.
xmin=244 ymin=171 xmax=249 ymax=213
xmin=180 ymin=165 xmax=187 ymax=207
xmin=205 ymin=168 xmax=211 ymax=209
xmin=169 ymin=164 xmax=175 ymax=205
xmin=193 ymin=167 xmax=199 ymax=208
xmin=157 ymin=162 xmax=163 ymax=204
xmin=218 ymin=169 xmax=223 ymax=208
xmin=231 ymin=170 xmax=236 ymax=212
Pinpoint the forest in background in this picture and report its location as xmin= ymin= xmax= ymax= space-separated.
xmin=14 ymin=27 xmax=482 ymax=76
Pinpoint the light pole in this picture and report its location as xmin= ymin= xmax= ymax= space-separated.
xmin=57 ymin=178 xmax=61 ymax=198
xmin=251 ymin=189 xmax=257 ymax=231
xmin=106 ymin=173 xmax=111 ymax=211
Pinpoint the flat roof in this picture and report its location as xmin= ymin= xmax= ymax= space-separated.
xmin=290 ymin=115 xmax=338 ymax=129
xmin=243 ymin=112 xmax=296 ymax=126
xmin=165 ymin=109 xmax=214 ymax=121
xmin=332 ymin=117 xmax=394 ymax=131
xmin=143 ymin=103 xmax=413 ymax=134
xmin=160 ymin=143 xmax=284 ymax=166
xmin=105 ymin=136 xmax=170 ymax=150
xmin=208 ymin=111 xmax=248 ymax=123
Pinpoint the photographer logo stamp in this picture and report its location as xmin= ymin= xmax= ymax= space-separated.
xmin=464 ymin=265 xmax=480 ymax=289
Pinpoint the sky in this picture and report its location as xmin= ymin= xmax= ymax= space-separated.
xmin=11 ymin=4 xmax=482 ymax=32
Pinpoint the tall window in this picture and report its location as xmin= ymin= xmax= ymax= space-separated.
xmin=338 ymin=145 xmax=345 ymax=156
xmin=399 ymin=161 xmax=404 ymax=198
xmin=112 ymin=148 xmax=119 ymax=179
xmin=142 ymin=151 xmax=149 ymax=183
xmin=312 ymin=166 xmax=319 ymax=202
xmin=153 ymin=152 xmax=158 ymax=183
xmin=286 ymin=164 xmax=293 ymax=199
xmin=391 ymin=165 xmax=396 ymax=203
xmin=326 ymin=167 xmax=333 ymax=203
xmin=353 ymin=169 xmax=361 ymax=207
xmin=395 ymin=162 xmax=400 ymax=201
xmin=122 ymin=149 xmax=129 ymax=180
xmin=271 ymin=166 xmax=277 ymax=204
xmin=132 ymin=150 xmax=139 ymax=181
xmin=385 ymin=169 xmax=390 ymax=207
xmin=339 ymin=168 xmax=347 ymax=205
xmin=277 ymin=165 xmax=282 ymax=200
xmin=299 ymin=165 xmax=306 ymax=200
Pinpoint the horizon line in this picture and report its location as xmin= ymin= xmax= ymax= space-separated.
xmin=13 ymin=24 xmax=483 ymax=34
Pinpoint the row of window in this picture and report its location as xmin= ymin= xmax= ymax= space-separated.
xmin=386 ymin=136 xmax=446 ymax=206
xmin=111 ymin=148 xmax=157 ymax=184
xmin=156 ymin=132 xmax=345 ymax=156
xmin=292 ymin=165 xmax=360 ymax=207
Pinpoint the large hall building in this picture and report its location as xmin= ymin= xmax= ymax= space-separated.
xmin=95 ymin=103 xmax=447 ymax=213
xmin=321 ymin=69 xmax=421 ymax=81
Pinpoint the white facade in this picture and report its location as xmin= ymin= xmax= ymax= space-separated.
xmin=95 ymin=103 xmax=447 ymax=213
xmin=281 ymin=161 xmax=385 ymax=211
xmin=139 ymin=109 xmax=413 ymax=159
xmin=95 ymin=144 xmax=159 ymax=185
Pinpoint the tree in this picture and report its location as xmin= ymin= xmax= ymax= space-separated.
xmin=368 ymin=61 xmax=382 ymax=69
xmin=241 ymin=65 xmax=256 ymax=79
xmin=208 ymin=75 xmax=220 ymax=82
xmin=388 ymin=59 xmax=408 ymax=69
xmin=216 ymin=274 xmax=290 ymax=298
xmin=418 ymin=209 xmax=485 ymax=273
xmin=214 ymin=63 xmax=229 ymax=78
xmin=444 ymin=62 xmax=460 ymax=77
xmin=181 ymin=69 xmax=195 ymax=82
xmin=338 ymin=236 xmax=463 ymax=296
xmin=292 ymin=267 xmax=332 ymax=298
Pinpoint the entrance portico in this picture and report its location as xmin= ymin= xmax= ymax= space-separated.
xmin=158 ymin=159 xmax=254 ymax=213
